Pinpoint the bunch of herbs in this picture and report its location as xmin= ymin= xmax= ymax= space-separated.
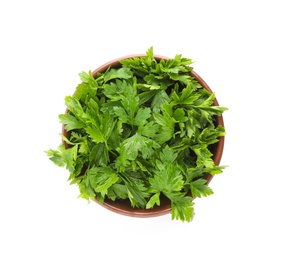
xmin=46 ymin=47 xmax=227 ymax=222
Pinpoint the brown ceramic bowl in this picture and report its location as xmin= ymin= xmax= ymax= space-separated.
xmin=62 ymin=54 xmax=225 ymax=218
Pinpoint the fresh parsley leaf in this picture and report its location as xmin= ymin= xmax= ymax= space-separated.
xmin=153 ymin=107 xmax=175 ymax=143
xmin=88 ymin=166 xmax=120 ymax=198
xmin=103 ymin=67 xmax=132 ymax=83
xmin=146 ymin=192 xmax=161 ymax=209
xmin=126 ymin=182 xmax=149 ymax=208
xmin=170 ymin=194 xmax=194 ymax=222
xmin=59 ymin=113 xmax=86 ymax=131
xmin=189 ymin=178 xmax=214 ymax=198
xmin=45 ymin=145 xmax=66 ymax=167
xmin=120 ymin=133 xmax=160 ymax=161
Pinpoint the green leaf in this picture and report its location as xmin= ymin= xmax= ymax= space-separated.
xmin=126 ymin=183 xmax=148 ymax=208
xmin=195 ymin=92 xmax=216 ymax=108
xmin=85 ymin=98 xmax=100 ymax=127
xmin=64 ymin=96 xmax=85 ymax=119
xmin=45 ymin=145 xmax=66 ymax=167
xmin=137 ymin=121 xmax=160 ymax=139
xmin=107 ymin=183 xmax=128 ymax=200
xmin=197 ymin=125 xmax=225 ymax=145
xmin=74 ymin=83 xmax=97 ymax=101
xmin=138 ymin=90 xmax=157 ymax=106
xmin=88 ymin=166 xmax=120 ymax=197
xmin=121 ymin=98 xmax=139 ymax=125
xmin=149 ymin=160 xmax=184 ymax=194
xmin=185 ymin=165 xmax=209 ymax=182
xmin=151 ymin=89 xmax=170 ymax=113
xmin=170 ymin=194 xmax=194 ymax=222
xmin=191 ymin=144 xmax=215 ymax=168
xmin=145 ymin=46 xmax=154 ymax=64
xmin=85 ymin=126 xmax=105 ymax=143
xmin=210 ymin=165 xmax=226 ymax=175
xmin=79 ymin=71 xmax=98 ymax=85
xmin=146 ymin=192 xmax=161 ymax=209
xmin=60 ymin=144 xmax=79 ymax=173
xmin=173 ymin=108 xmax=188 ymax=123
xmin=177 ymin=74 xmax=195 ymax=85
xmin=144 ymin=74 xmax=173 ymax=89
xmin=103 ymin=82 xmax=120 ymax=100
xmin=159 ymin=146 xmax=178 ymax=165
xmin=59 ymin=113 xmax=86 ymax=131
xmin=189 ymin=178 xmax=214 ymax=198
xmin=153 ymin=110 xmax=175 ymax=143
xmin=101 ymin=110 xmax=117 ymax=140
xmin=192 ymin=144 xmax=214 ymax=168
xmin=104 ymin=67 xmax=132 ymax=83
xmin=77 ymin=175 xmax=96 ymax=201
xmin=134 ymin=107 xmax=151 ymax=125
xmin=89 ymin=143 xmax=109 ymax=166
xmin=171 ymin=84 xmax=200 ymax=105
xmin=113 ymin=106 xmax=129 ymax=123
xmin=120 ymin=133 xmax=160 ymax=161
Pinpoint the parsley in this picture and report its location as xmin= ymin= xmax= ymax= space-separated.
xmin=46 ymin=47 xmax=228 ymax=222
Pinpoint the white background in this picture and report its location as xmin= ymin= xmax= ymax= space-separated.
xmin=1 ymin=0 xmax=291 ymax=259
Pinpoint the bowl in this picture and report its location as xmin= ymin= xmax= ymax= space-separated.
xmin=62 ymin=54 xmax=225 ymax=218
